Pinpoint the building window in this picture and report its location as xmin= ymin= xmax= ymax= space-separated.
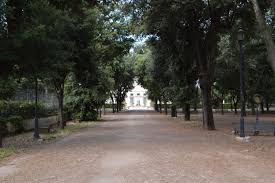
xmin=130 ymin=97 xmax=134 ymax=106
xmin=137 ymin=93 xmax=140 ymax=96
xmin=130 ymin=93 xmax=134 ymax=96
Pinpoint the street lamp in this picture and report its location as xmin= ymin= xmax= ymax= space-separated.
xmin=238 ymin=28 xmax=245 ymax=137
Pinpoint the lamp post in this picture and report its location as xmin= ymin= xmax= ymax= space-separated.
xmin=238 ymin=28 xmax=245 ymax=137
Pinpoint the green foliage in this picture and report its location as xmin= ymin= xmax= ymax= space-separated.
xmin=75 ymin=110 xmax=98 ymax=122
xmin=65 ymin=74 xmax=108 ymax=121
xmin=110 ymin=56 xmax=135 ymax=110
xmin=0 ymin=101 xmax=56 ymax=119
xmin=0 ymin=148 xmax=14 ymax=159
xmin=0 ymin=115 xmax=24 ymax=134
xmin=0 ymin=77 xmax=17 ymax=100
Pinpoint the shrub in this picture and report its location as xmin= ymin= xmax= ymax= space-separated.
xmin=75 ymin=110 xmax=98 ymax=122
xmin=0 ymin=117 xmax=8 ymax=135
xmin=0 ymin=115 xmax=24 ymax=135
xmin=7 ymin=115 xmax=24 ymax=133
xmin=0 ymin=101 xmax=57 ymax=119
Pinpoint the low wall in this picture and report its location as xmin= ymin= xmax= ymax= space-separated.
xmin=22 ymin=116 xmax=59 ymax=131
xmin=6 ymin=116 xmax=59 ymax=133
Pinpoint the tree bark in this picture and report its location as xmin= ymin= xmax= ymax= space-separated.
xmin=221 ymin=93 xmax=224 ymax=115
xmin=112 ymin=103 xmax=115 ymax=113
xmin=33 ymin=78 xmax=39 ymax=139
xmin=58 ymin=87 xmax=65 ymax=129
xmin=0 ymin=123 xmax=3 ymax=147
xmin=164 ymin=101 xmax=168 ymax=115
xmin=266 ymin=104 xmax=270 ymax=112
xmin=159 ymin=99 xmax=162 ymax=113
xmin=234 ymin=102 xmax=238 ymax=114
xmin=251 ymin=99 xmax=256 ymax=115
xmin=171 ymin=105 xmax=177 ymax=117
xmin=194 ymin=87 xmax=198 ymax=112
xmin=201 ymin=86 xmax=215 ymax=130
xmin=260 ymin=101 xmax=264 ymax=114
xmin=154 ymin=99 xmax=159 ymax=112
xmin=0 ymin=134 xmax=2 ymax=148
xmin=116 ymin=101 xmax=119 ymax=113
xmin=200 ymin=75 xmax=215 ymax=130
xmin=111 ymin=96 xmax=115 ymax=113
xmin=103 ymin=103 xmax=106 ymax=115
xmin=185 ymin=103 xmax=191 ymax=121
xmin=251 ymin=0 xmax=275 ymax=72
xmin=221 ymin=101 xmax=224 ymax=115
xmin=265 ymin=99 xmax=270 ymax=112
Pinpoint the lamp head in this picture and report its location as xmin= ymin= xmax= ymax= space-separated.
xmin=237 ymin=28 xmax=245 ymax=42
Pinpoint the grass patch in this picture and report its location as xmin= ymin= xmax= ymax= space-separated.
xmin=0 ymin=148 xmax=15 ymax=159
xmin=43 ymin=121 xmax=96 ymax=141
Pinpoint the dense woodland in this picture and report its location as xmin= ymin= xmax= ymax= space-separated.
xmin=0 ymin=0 xmax=275 ymax=147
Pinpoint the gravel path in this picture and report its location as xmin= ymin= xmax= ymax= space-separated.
xmin=1 ymin=111 xmax=275 ymax=183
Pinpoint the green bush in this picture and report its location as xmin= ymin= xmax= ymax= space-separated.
xmin=0 ymin=115 xmax=24 ymax=135
xmin=76 ymin=110 xmax=98 ymax=122
xmin=0 ymin=117 xmax=8 ymax=135
xmin=7 ymin=115 xmax=24 ymax=133
xmin=0 ymin=101 xmax=57 ymax=119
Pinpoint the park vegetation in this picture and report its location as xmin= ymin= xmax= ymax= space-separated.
xmin=130 ymin=0 xmax=275 ymax=129
xmin=0 ymin=0 xmax=274 ymax=148
xmin=0 ymin=0 xmax=135 ymax=147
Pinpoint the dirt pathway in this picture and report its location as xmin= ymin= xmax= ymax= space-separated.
xmin=1 ymin=111 xmax=275 ymax=183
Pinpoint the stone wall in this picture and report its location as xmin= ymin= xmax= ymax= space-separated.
xmin=6 ymin=116 xmax=59 ymax=133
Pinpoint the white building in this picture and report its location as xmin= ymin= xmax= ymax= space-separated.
xmin=125 ymin=81 xmax=152 ymax=109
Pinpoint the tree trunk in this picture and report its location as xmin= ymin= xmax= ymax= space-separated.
xmin=251 ymin=99 xmax=256 ymax=115
xmin=251 ymin=0 xmax=275 ymax=72
xmin=266 ymin=99 xmax=270 ymax=112
xmin=112 ymin=103 xmax=115 ymax=113
xmin=154 ymin=99 xmax=159 ymax=112
xmin=194 ymin=87 xmax=198 ymax=112
xmin=111 ymin=96 xmax=115 ymax=113
xmin=116 ymin=101 xmax=119 ymax=113
xmin=201 ymin=84 xmax=215 ymax=130
xmin=159 ymin=99 xmax=162 ymax=113
xmin=171 ymin=105 xmax=177 ymax=117
xmin=0 ymin=122 xmax=3 ymax=147
xmin=0 ymin=134 xmax=2 ymax=148
xmin=230 ymin=101 xmax=233 ymax=112
xmin=164 ymin=101 xmax=168 ymax=115
xmin=119 ymin=99 xmax=123 ymax=111
xmin=234 ymin=102 xmax=238 ymax=114
xmin=221 ymin=93 xmax=224 ymax=115
xmin=185 ymin=103 xmax=191 ymax=121
xmin=33 ymin=78 xmax=39 ymax=139
xmin=221 ymin=101 xmax=224 ymax=115
xmin=58 ymin=87 xmax=65 ymax=129
xmin=260 ymin=101 xmax=264 ymax=114
xmin=117 ymin=100 xmax=121 ymax=112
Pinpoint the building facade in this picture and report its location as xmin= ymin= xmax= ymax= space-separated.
xmin=125 ymin=81 xmax=152 ymax=109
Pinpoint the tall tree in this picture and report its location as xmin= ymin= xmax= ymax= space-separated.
xmin=251 ymin=0 xmax=275 ymax=71
xmin=130 ymin=0 xmax=267 ymax=130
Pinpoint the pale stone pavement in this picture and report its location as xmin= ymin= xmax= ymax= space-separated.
xmin=1 ymin=111 xmax=275 ymax=183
